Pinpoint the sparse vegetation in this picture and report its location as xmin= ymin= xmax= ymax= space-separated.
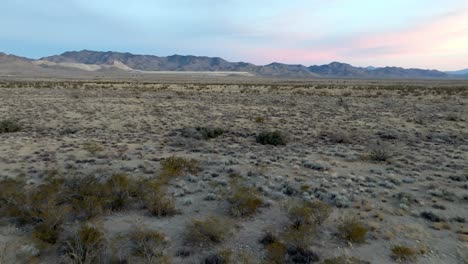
xmin=256 ymin=131 xmax=287 ymax=146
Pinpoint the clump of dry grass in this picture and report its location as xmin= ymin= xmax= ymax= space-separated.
xmin=391 ymin=245 xmax=418 ymax=262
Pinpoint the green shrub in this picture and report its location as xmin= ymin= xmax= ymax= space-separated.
xmin=185 ymin=216 xmax=233 ymax=246
xmin=256 ymin=131 xmax=287 ymax=146
xmin=0 ymin=119 xmax=21 ymax=133
xmin=338 ymin=218 xmax=368 ymax=243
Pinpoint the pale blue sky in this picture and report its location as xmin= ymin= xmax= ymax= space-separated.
xmin=2 ymin=0 xmax=467 ymax=70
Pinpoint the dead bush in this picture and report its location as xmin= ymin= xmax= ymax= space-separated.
xmin=61 ymin=225 xmax=107 ymax=264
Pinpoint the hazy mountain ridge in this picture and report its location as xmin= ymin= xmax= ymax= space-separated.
xmin=445 ymin=68 xmax=468 ymax=75
xmin=1 ymin=50 xmax=467 ymax=79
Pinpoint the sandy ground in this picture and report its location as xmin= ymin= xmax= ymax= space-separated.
xmin=0 ymin=81 xmax=467 ymax=263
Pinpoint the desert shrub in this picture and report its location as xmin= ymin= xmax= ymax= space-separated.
xmin=391 ymin=245 xmax=418 ymax=262
xmin=321 ymin=256 xmax=370 ymax=264
xmin=265 ymin=241 xmax=319 ymax=264
xmin=139 ymin=180 xmax=177 ymax=217
xmin=146 ymin=193 xmax=177 ymax=217
xmin=129 ymin=226 xmax=169 ymax=263
xmin=195 ymin=126 xmax=224 ymax=139
xmin=31 ymin=202 xmax=68 ymax=244
xmin=229 ymin=185 xmax=263 ymax=217
xmin=284 ymin=200 xmax=332 ymax=229
xmin=0 ymin=178 xmax=28 ymax=221
xmin=82 ymin=141 xmax=104 ymax=155
xmin=104 ymin=173 xmax=134 ymax=211
xmin=338 ymin=218 xmax=368 ymax=243
xmin=181 ymin=126 xmax=224 ymax=140
xmin=255 ymin=116 xmax=266 ymax=123
xmin=367 ymin=147 xmax=392 ymax=162
xmin=64 ymin=176 xmax=108 ymax=220
xmin=160 ymin=156 xmax=200 ymax=179
xmin=256 ymin=131 xmax=287 ymax=146
xmin=185 ymin=216 xmax=233 ymax=246
xmin=203 ymin=249 xmax=254 ymax=264
xmin=286 ymin=245 xmax=320 ymax=263
xmin=326 ymin=130 xmax=353 ymax=144
xmin=62 ymin=225 xmax=107 ymax=264
xmin=281 ymin=224 xmax=316 ymax=248
xmin=365 ymin=141 xmax=393 ymax=162
xmin=260 ymin=230 xmax=279 ymax=246
xmin=0 ymin=118 xmax=21 ymax=133
xmin=266 ymin=242 xmax=287 ymax=264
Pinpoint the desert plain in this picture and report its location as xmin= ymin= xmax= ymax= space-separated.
xmin=0 ymin=78 xmax=467 ymax=264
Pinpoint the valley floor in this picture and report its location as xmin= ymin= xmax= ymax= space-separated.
xmin=0 ymin=80 xmax=467 ymax=263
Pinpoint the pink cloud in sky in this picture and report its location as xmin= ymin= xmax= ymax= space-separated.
xmin=241 ymin=9 xmax=468 ymax=70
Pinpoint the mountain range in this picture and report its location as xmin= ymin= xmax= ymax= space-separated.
xmin=1 ymin=50 xmax=467 ymax=79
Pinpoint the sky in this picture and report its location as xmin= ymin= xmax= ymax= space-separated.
xmin=1 ymin=0 xmax=468 ymax=70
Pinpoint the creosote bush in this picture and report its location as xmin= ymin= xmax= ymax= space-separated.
xmin=229 ymin=184 xmax=263 ymax=217
xmin=160 ymin=156 xmax=201 ymax=179
xmin=391 ymin=245 xmax=418 ymax=262
xmin=185 ymin=215 xmax=233 ymax=246
xmin=0 ymin=119 xmax=21 ymax=133
xmin=338 ymin=218 xmax=368 ymax=243
xmin=256 ymin=131 xmax=287 ymax=146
